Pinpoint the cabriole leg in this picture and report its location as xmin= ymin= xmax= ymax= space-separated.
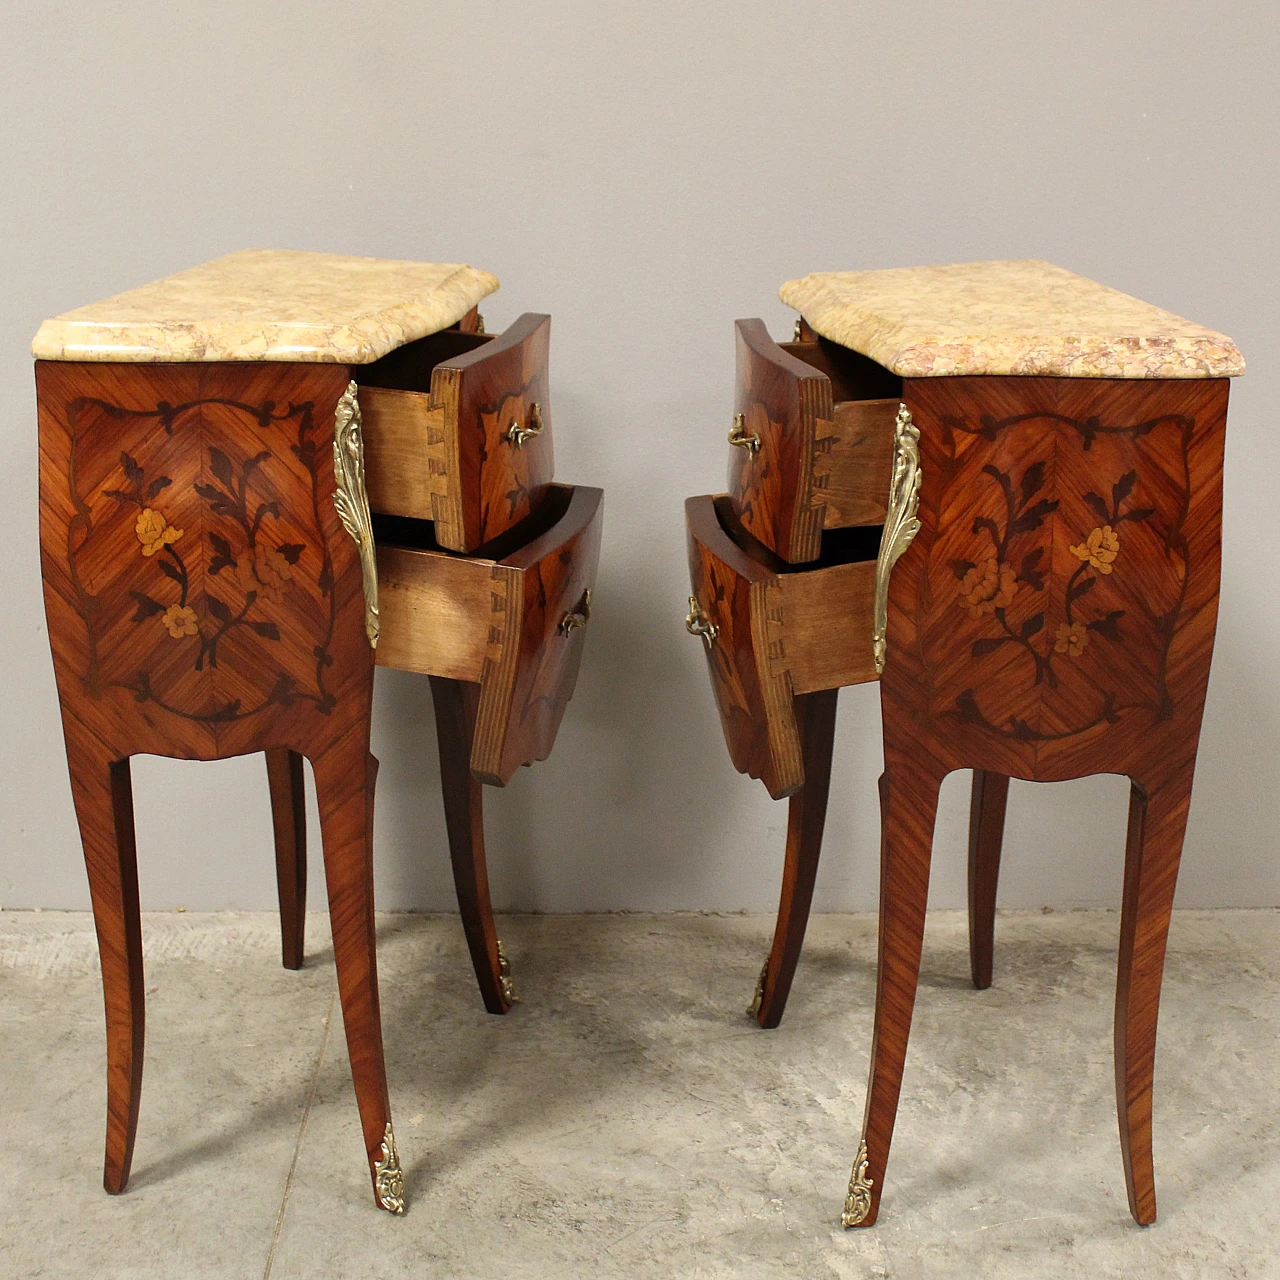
xmin=66 ymin=738 xmax=145 ymax=1194
xmin=843 ymin=762 xmax=944 ymax=1228
xmin=1115 ymin=768 xmax=1196 ymax=1226
xmin=266 ymin=748 xmax=307 ymax=970
xmin=753 ymin=688 xmax=838 ymax=1029
xmin=311 ymin=740 xmax=402 ymax=1213
xmin=967 ymin=770 xmax=1009 ymax=990
xmin=429 ymin=675 xmax=514 ymax=1015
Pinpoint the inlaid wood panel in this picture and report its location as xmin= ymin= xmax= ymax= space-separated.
xmin=37 ymin=361 xmax=370 ymax=760
xmin=687 ymin=494 xmax=802 ymax=798
xmin=852 ymin=373 xmax=1230 ymax=1230
xmin=884 ymin=375 xmax=1228 ymax=784
xmin=37 ymin=358 xmax=397 ymax=1210
xmin=359 ymin=313 xmax=553 ymax=553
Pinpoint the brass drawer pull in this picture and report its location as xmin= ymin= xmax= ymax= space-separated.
xmin=506 ymin=401 xmax=544 ymax=448
xmin=728 ymin=413 xmax=760 ymax=458
xmin=686 ymin=596 xmax=718 ymax=647
xmin=559 ymin=588 xmax=591 ymax=635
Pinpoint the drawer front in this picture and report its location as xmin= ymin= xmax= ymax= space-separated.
xmin=686 ymin=496 xmax=880 ymax=798
xmin=728 ymin=318 xmax=832 ymax=565
xmin=728 ymin=319 xmax=901 ymax=563
xmin=686 ymin=494 xmax=803 ymax=798
xmin=360 ymin=313 xmax=554 ymax=554
xmin=375 ymin=484 xmax=602 ymax=786
xmin=472 ymin=484 xmax=602 ymax=785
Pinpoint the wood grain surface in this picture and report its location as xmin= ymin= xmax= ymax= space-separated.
xmin=850 ymin=374 xmax=1229 ymax=1227
xmin=752 ymin=688 xmax=839 ymax=1029
xmin=728 ymin=319 xmax=832 ymax=563
xmin=359 ymin=314 xmax=553 ymax=553
xmin=472 ymin=484 xmax=603 ymax=785
xmin=429 ymin=676 xmax=514 ymax=1014
xmin=686 ymin=496 xmax=879 ymax=799
xmin=37 ymin=359 xmax=397 ymax=1207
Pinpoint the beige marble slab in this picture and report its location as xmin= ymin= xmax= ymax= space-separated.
xmin=32 ymin=249 xmax=500 ymax=364
xmin=780 ymin=259 xmax=1244 ymax=379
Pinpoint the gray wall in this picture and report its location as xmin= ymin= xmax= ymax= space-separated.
xmin=2 ymin=2 xmax=1275 ymax=913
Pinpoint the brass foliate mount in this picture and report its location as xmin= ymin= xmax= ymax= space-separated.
xmin=747 ymin=959 xmax=769 ymax=1018
xmin=840 ymin=1139 xmax=874 ymax=1228
xmin=728 ymin=412 xmax=761 ymax=458
xmin=685 ymin=597 xmax=718 ymax=648
xmin=332 ymin=382 xmax=380 ymax=648
xmin=374 ymin=1121 xmax=406 ymax=1215
xmin=559 ymin=588 xmax=592 ymax=635
xmin=872 ymin=405 xmax=923 ymax=675
xmin=497 ymin=940 xmax=520 ymax=1005
xmin=506 ymin=402 xmax=544 ymax=448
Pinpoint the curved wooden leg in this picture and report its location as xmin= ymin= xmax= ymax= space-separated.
xmin=753 ymin=688 xmax=838 ymax=1029
xmin=266 ymin=748 xmax=307 ymax=970
xmin=66 ymin=738 xmax=144 ymax=1195
xmin=311 ymin=740 xmax=402 ymax=1213
xmin=967 ymin=770 xmax=1010 ymax=990
xmin=1115 ymin=768 xmax=1195 ymax=1226
xmin=843 ymin=761 xmax=943 ymax=1229
xmin=429 ymin=675 xmax=513 ymax=1015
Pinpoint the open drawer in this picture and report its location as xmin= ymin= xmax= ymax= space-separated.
xmin=729 ymin=317 xmax=902 ymax=564
xmin=686 ymin=494 xmax=879 ymax=798
xmin=375 ymin=483 xmax=602 ymax=785
xmin=357 ymin=313 xmax=554 ymax=554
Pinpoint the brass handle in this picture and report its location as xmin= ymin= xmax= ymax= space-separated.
xmin=872 ymin=405 xmax=923 ymax=674
xmin=559 ymin=588 xmax=591 ymax=635
xmin=685 ymin=596 xmax=718 ymax=647
xmin=506 ymin=402 xmax=544 ymax=448
xmin=728 ymin=413 xmax=760 ymax=458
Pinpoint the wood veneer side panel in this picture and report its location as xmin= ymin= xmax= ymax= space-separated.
xmin=780 ymin=559 xmax=879 ymax=693
xmin=373 ymin=545 xmax=497 ymax=681
xmin=815 ymin=398 xmax=898 ymax=528
xmin=359 ymin=386 xmax=450 ymax=521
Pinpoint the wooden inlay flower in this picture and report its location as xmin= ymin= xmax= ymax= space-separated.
xmin=135 ymin=508 xmax=183 ymax=556
xmin=959 ymin=557 xmax=1017 ymax=618
xmin=1070 ymin=524 xmax=1120 ymax=574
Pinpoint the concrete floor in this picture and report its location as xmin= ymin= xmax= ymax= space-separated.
xmin=2 ymin=910 xmax=1279 ymax=1278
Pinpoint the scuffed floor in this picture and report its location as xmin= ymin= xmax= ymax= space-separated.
xmin=2 ymin=909 xmax=1279 ymax=1278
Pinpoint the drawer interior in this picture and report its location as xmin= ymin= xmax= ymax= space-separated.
xmin=780 ymin=335 xmax=902 ymax=404
xmin=372 ymin=482 xmax=573 ymax=564
xmin=356 ymin=328 xmax=493 ymax=393
xmin=713 ymin=496 xmax=881 ymax=576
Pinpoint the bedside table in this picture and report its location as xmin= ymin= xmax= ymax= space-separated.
xmin=33 ymin=250 xmax=602 ymax=1211
xmin=686 ymin=259 xmax=1243 ymax=1227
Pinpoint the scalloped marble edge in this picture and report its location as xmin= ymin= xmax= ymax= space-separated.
xmin=32 ymin=251 xmax=500 ymax=364
xmin=780 ymin=261 xmax=1245 ymax=380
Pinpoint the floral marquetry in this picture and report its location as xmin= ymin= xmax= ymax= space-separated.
xmin=881 ymin=375 xmax=1228 ymax=773
xmin=37 ymin=360 xmax=371 ymax=756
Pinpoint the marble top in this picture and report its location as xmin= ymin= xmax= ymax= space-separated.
xmin=32 ymin=250 xmax=500 ymax=364
xmin=780 ymin=260 xmax=1244 ymax=379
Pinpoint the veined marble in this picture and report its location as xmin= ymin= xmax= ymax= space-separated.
xmin=32 ymin=249 xmax=500 ymax=364
xmin=780 ymin=259 xmax=1244 ymax=379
